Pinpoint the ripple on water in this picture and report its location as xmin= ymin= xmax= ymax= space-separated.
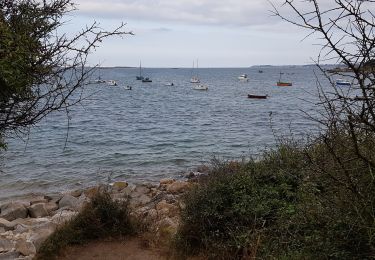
xmin=1 ymin=66 xmax=327 ymax=199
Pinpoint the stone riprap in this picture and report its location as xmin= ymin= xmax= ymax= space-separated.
xmin=0 ymin=175 xmax=201 ymax=259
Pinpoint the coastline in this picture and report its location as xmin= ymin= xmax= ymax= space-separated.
xmin=0 ymin=174 xmax=201 ymax=259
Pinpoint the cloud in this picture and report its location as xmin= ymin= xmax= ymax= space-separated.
xmin=74 ymin=0 xmax=280 ymax=27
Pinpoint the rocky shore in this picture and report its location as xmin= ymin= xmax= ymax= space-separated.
xmin=0 ymin=175 xmax=200 ymax=260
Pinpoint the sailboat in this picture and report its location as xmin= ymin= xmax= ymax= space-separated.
xmin=276 ymin=72 xmax=292 ymax=86
xmin=136 ymin=61 xmax=144 ymax=80
xmin=88 ymin=67 xmax=106 ymax=84
xmin=190 ymin=60 xmax=200 ymax=83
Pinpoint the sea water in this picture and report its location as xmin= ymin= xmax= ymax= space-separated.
xmin=0 ymin=66 xmax=330 ymax=199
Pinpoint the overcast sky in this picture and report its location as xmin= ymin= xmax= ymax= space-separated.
xmin=65 ymin=0 xmax=323 ymax=67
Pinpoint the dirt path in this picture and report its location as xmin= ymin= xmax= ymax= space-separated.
xmin=57 ymin=237 xmax=168 ymax=260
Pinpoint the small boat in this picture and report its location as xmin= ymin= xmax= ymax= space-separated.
xmin=165 ymin=82 xmax=174 ymax=86
xmin=107 ymin=80 xmax=117 ymax=86
xmin=136 ymin=61 xmax=144 ymax=80
xmin=258 ymin=70 xmax=263 ymax=73
xmin=190 ymin=77 xmax=200 ymax=83
xmin=238 ymin=74 xmax=249 ymax=81
xmin=123 ymin=85 xmax=132 ymax=90
xmin=142 ymin=77 xmax=152 ymax=83
xmin=277 ymin=82 xmax=292 ymax=86
xmin=277 ymin=72 xmax=292 ymax=86
xmin=335 ymin=79 xmax=351 ymax=86
xmin=248 ymin=94 xmax=268 ymax=99
xmin=193 ymin=84 xmax=208 ymax=91
xmin=88 ymin=77 xmax=106 ymax=84
xmin=190 ymin=60 xmax=201 ymax=83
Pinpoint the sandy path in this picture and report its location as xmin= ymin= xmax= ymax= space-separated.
xmin=57 ymin=237 xmax=167 ymax=260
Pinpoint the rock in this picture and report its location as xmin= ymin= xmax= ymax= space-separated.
xmin=15 ymin=240 xmax=36 ymax=256
xmin=84 ymin=187 xmax=99 ymax=199
xmin=112 ymin=181 xmax=128 ymax=192
xmin=130 ymin=194 xmax=151 ymax=208
xmin=133 ymin=185 xmax=150 ymax=195
xmin=160 ymin=178 xmax=175 ymax=185
xmin=0 ymin=238 xmax=14 ymax=253
xmin=28 ymin=203 xmax=48 ymax=218
xmin=0 ymin=251 xmax=20 ymax=260
xmin=0 ymin=218 xmax=16 ymax=231
xmin=0 ymin=228 xmax=4 ymax=234
xmin=51 ymin=210 xmax=77 ymax=225
xmin=0 ymin=202 xmax=28 ymax=221
xmin=28 ymin=196 xmax=47 ymax=205
xmin=44 ymin=193 xmax=63 ymax=203
xmin=166 ymin=181 xmax=190 ymax=194
xmin=69 ymin=189 xmax=82 ymax=198
xmin=30 ymin=228 xmax=54 ymax=250
xmin=44 ymin=202 xmax=58 ymax=214
xmin=58 ymin=195 xmax=78 ymax=210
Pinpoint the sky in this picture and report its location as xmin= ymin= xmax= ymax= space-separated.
xmin=64 ymin=0 xmax=324 ymax=68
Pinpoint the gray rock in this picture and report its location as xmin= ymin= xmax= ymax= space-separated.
xmin=0 ymin=202 xmax=28 ymax=221
xmin=0 ymin=218 xmax=16 ymax=231
xmin=166 ymin=181 xmax=190 ymax=194
xmin=0 ymin=251 xmax=20 ymax=260
xmin=51 ymin=210 xmax=77 ymax=225
xmin=15 ymin=240 xmax=36 ymax=256
xmin=133 ymin=185 xmax=150 ymax=195
xmin=58 ymin=195 xmax=78 ymax=210
xmin=130 ymin=194 xmax=151 ymax=208
xmin=69 ymin=189 xmax=83 ymax=198
xmin=44 ymin=202 xmax=58 ymax=214
xmin=30 ymin=228 xmax=54 ymax=250
xmin=44 ymin=193 xmax=63 ymax=203
xmin=0 ymin=238 xmax=14 ymax=253
xmin=29 ymin=196 xmax=48 ymax=205
xmin=28 ymin=203 xmax=48 ymax=218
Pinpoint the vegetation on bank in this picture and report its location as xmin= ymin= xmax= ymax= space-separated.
xmin=36 ymin=191 xmax=135 ymax=260
xmin=174 ymin=133 xmax=375 ymax=259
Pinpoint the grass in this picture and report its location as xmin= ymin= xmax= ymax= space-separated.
xmin=36 ymin=190 xmax=135 ymax=260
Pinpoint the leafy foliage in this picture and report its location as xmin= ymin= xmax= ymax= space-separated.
xmin=0 ymin=0 xmax=130 ymax=147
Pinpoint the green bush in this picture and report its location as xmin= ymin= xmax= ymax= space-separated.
xmin=174 ymin=142 xmax=306 ymax=259
xmin=36 ymin=191 xmax=134 ymax=260
xmin=174 ymin=134 xmax=375 ymax=259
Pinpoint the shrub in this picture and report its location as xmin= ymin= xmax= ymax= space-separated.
xmin=174 ymin=142 xmax=306 ymax=259
xmin=36 ymin=191 xmax=134 ymax=260
xmin=174 ymin=134 xmax=375 ymax=259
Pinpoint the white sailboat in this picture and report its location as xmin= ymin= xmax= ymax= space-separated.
xmin=190 ymin=60 xmax=200 ymax=83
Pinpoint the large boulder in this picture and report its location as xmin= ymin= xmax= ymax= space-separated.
xmin=0 ymin=218 xmax=16 ymax=231
xmin=15 ymin=240 xmax=36 ymax=256
xmin=0 ymin=202 xmax=28 ymax=221
xmin=166 ymin=181 xmax=190 ymax=194
xmin=112 ymin=181 xmax=128 ymax=192
xmin=45 ymin=202 xmax=58 ymax=214
xmin=0 ymin=251 xmax=20 ymax=260
xmin=0 ymin=238 xmax=15 ymax=253
xmin=28 ymin=203 xmax=49 ymax=218
xmin=58 ymin=194 xmax=78 ymax=210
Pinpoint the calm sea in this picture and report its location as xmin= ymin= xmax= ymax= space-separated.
xmin=0 ymin=66 xmax=330 ymax=200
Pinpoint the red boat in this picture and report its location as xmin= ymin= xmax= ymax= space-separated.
xmin=276 ymin=72 xmax=292 ymax=86
xmin=277 ymin=82 xmax=292 ymax=86
xmin=248 ymin=94 xmax=268 ymax=99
